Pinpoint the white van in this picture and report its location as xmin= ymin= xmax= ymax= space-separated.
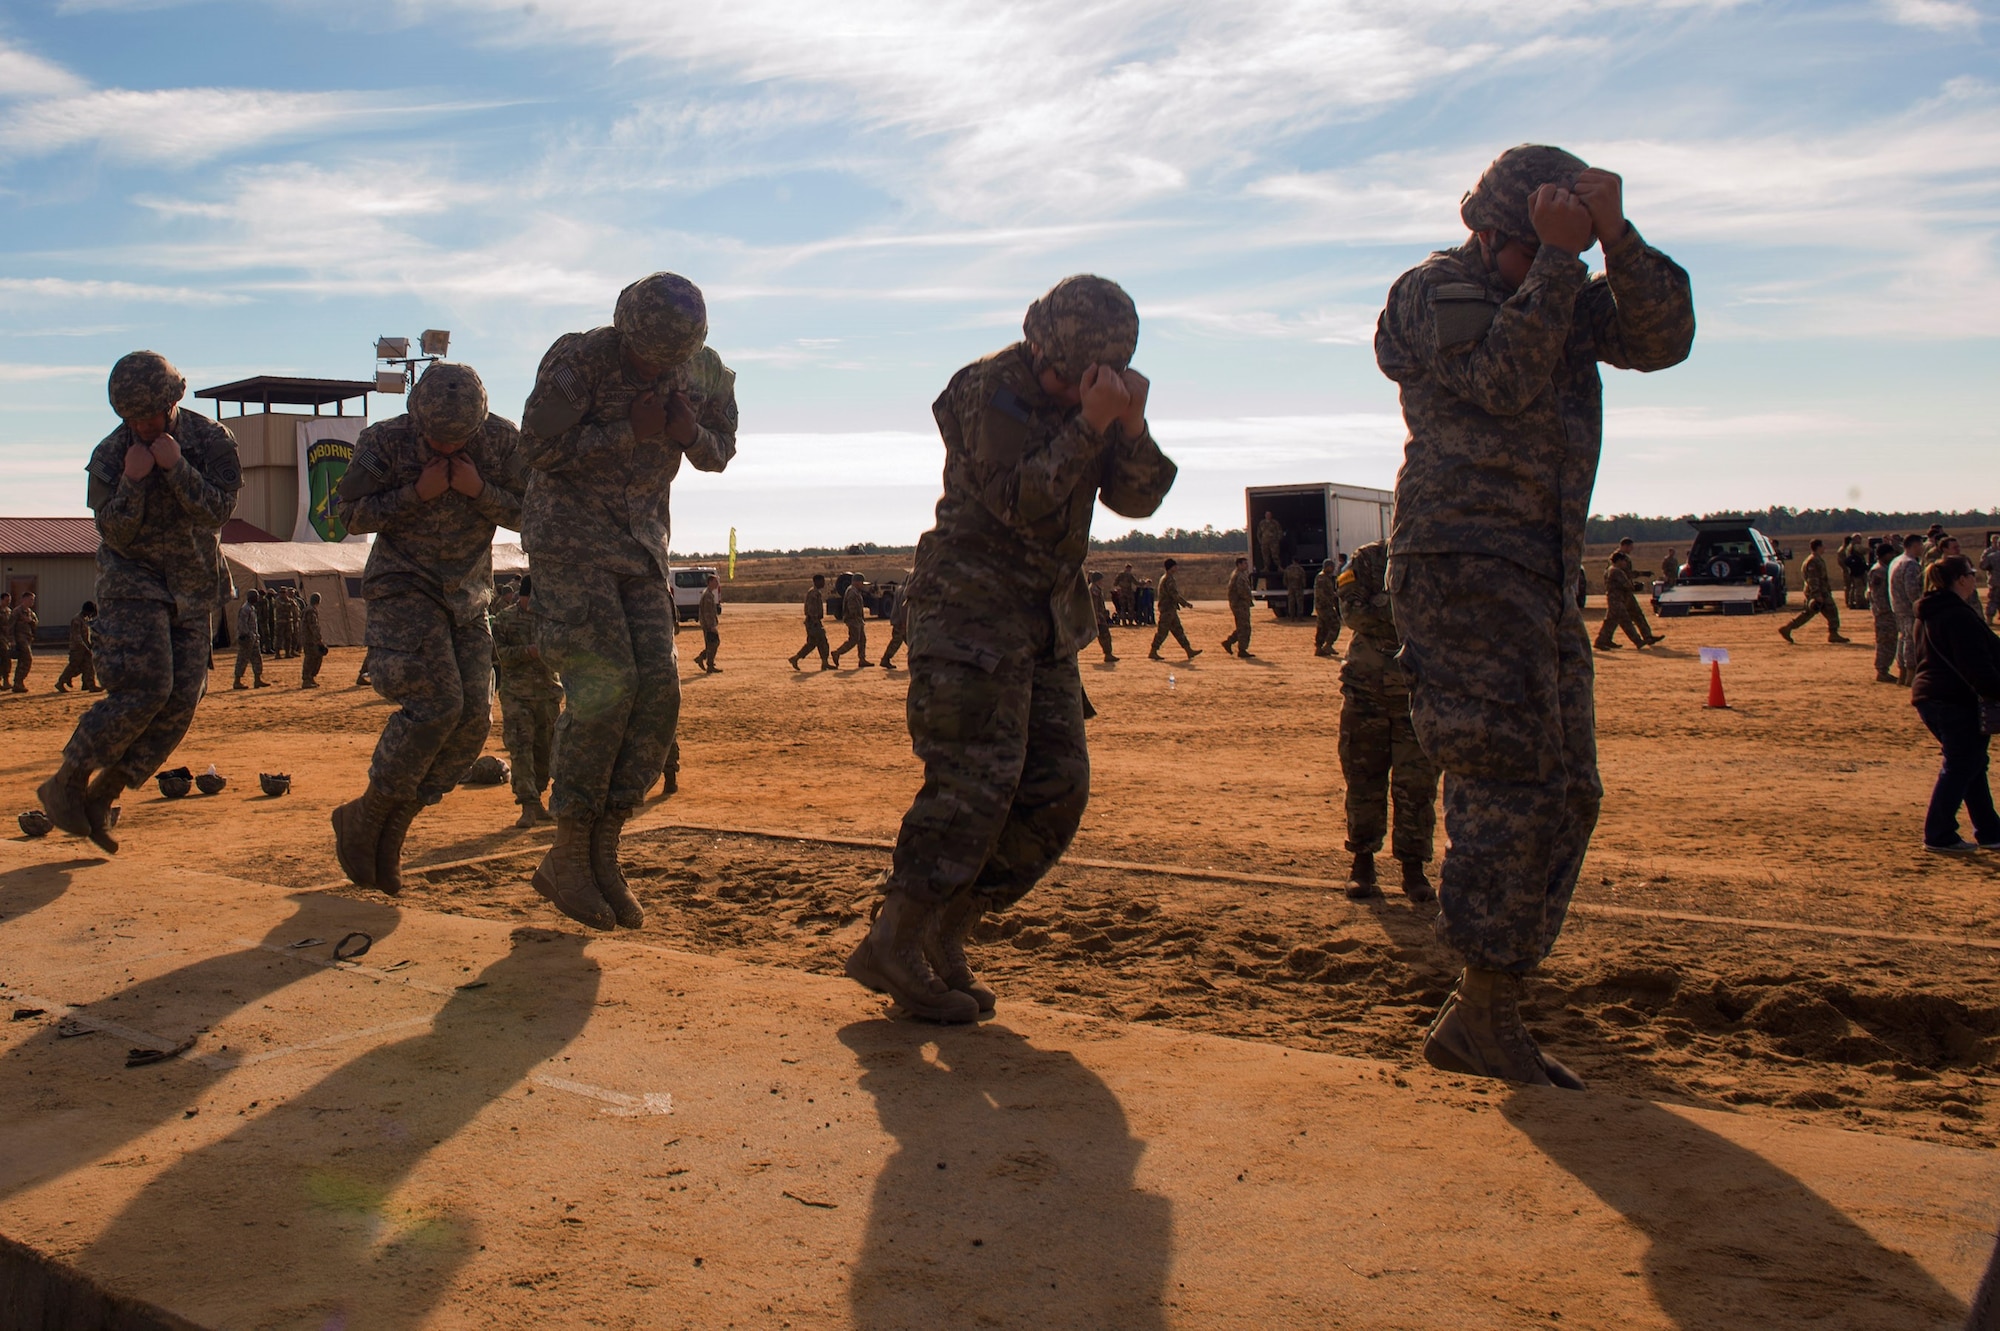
xmin=671 ymin=565 xmax=718 ymax=622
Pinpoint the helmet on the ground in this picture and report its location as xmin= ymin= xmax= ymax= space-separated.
xmin=615 ymin=273 xmax=708 ymax=369
xmin=17 ymin=809 xmax=52 ymax=837
xmin=1023 ymin=275 xmax=1139 ymax=384
xmin=259 ymin=772 xmax=291 ymax=797
xmin=409 ymin=362 xmax=489 ymax=445
xmin=462 ymin=754 xmax=510 ymax=786
xmin=1460 ymin=144 xmax=1589 ymax=240
xmin=107 ymin=351 xmax=186 ymax=420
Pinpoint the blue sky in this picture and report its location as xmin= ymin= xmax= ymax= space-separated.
xmin=1 ymin=0 xmax=1995 ymax=553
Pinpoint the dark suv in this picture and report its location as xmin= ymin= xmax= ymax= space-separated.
xmin=1655 ymin=517 xmax=1791 ymax=616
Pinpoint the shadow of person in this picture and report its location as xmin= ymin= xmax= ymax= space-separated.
xmin=0 ymin=892 xmax=405 ymax=1204
xmin=0 ymin=859 xmax=97 ymax=925
xmin=1500 ymin=1082 xmax=1967 ymax=1329
xmin=76 ymin=927 xmax=599 ymax=1330
xmin=838 ymin=1019 xmax=1172 ymax=1331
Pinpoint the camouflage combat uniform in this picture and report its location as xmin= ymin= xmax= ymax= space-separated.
xmin=886 ymin=337 xmax=1176 ymax=915
xmin=1088 ymin=577 xmax=1116 ymax=662
xmin=1112 ymin=568 xmax=1138 ymax=622
xmin=694 ymin=584 xmax=721 ymax=671
xmin=63 ymin=393 xmax=240 ymax=784
xmin=1375 ymin=168 xmax=1695 ymax=973
xmin=1867 ymin=558 xmax=1899 ymax=679
xmin=519 ymin=322 xmax=737 ymax=819
xmin=881 ymin=582 xmax=911 ymax=667
xmin=279 ymin=589 xmax=302 ymax=657
xmin=1337 ymin=541 xmax=1438 ymax=864
xmin=335 ymin=410 xmax=526 ymax=804
xmin=491 ymin=596 xmax=561 ymax=806
xmin=1150 ymin=568 xmax=1195 ymax=657
xmin=1594 ymin=560 xmax=1645 ymax=648
xmin=0 ymin=599 xmax=12 ymax=679
xmin=232 ymin=598 xmax=263 ymax=687
xmin=1313 ymin=563 xmax=1342 ymax=655
xmin=1256 ymin=514 xmax=1284 ymax=578
xmin=56 ymin=611 xmax=98 ymax=692
xmin=832 ymin=580 xmax=869 ymax=666
xmin=1283 ymin=561 xmax=1306 ymax=620
xmin=1782 ymin=552 xmax=1843 ymax=641
xmin=791 ymin=584 xmax=832 ymax=668
xmin=1222 ymin=565 xmax=1254 ymax=656
xmin=300 ymin=597 xmax=325 ymax=687
xmin=9 ymin=599 xmax=37 ymax=690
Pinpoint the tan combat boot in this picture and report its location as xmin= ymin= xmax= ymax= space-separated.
xmin=83 ymin=769 xmax=127 ymax=855
xmin=590 ymin=806 xmax=645 ymax=929
xmin=924 ymin=893 xmax=996 ymax=1018
xmin=513 ymin=799 xmax=542 ymax=830
xmin=331 ymin=783 xmax=397 ymax=888
xmin=533 ymin=815 xmax=615 ymax=930
xmin=1421 ymin=968 xmax=1555 ymax=1087
xmin=1398 ymin=857 xmax=1436 ymax=904
xmin=1344 ymin=851 xmax=1380 ymax=900
xmin=374 ymin=799 xmax=423 ymax=896
xmin=37 ymin=760 xmax=92 ymax=839
xmin=845 ymin=893 xmax=980 ymax=1024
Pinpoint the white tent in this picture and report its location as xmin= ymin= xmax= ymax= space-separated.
xmin=221 ymin=541 xmax=529 ymax=646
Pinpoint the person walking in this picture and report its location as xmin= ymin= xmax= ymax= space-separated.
xmin=9 ymin=591 xmax=38 ymax=691
xmin=1221 ymin=556 xmax=1255 ymax=657
xmin=0 ymin=592 xmax=13 ymax=686
xmin=880 ymin=578 xmax=911 ymax=668
xmin=1087 ymin=571 xmax=1118 ymax=663
xmin=1148 ymin=558 xmax=1200 ymax=660
xmin=830 ymin=574 xmax=872 ymax=668
xmin=1594 ymin=552 xmax=1651 ymax=650
xmin=1868 ymin=542 xmax=1901 ymax=684
xmin=1891 ymin=533 xmax=1926 ymax=684
xmin=789 ymin=573 xmax=833 ymax=671
xmin=1780 ymin=538 xmax=1850 ymax=645
xmin=1908 ymin=555 xmax=2000 ymax=853
xmin=55 ymin=602 xmax=100 ymax=693
xmin=232 ymin=591 xmax=266 ymax=689
xmin=1313 ymin=561 xmax=1342 ymax=657
xmin=692 ymin=573 xmax=723 ymax=673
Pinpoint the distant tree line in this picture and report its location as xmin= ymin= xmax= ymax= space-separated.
xmin=1587 ymin=507 xmax=2000 ymax=543
xmin=1090 ymin=525 xmax=1246 ymax=552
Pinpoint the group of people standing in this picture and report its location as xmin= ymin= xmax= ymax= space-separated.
xmin=36 ymin=143 xmax=1700 ymax=1095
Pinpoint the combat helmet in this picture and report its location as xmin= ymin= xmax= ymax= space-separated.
xmin=1023 ymin=275 xmax=1139 ymax=385
xmin=409 ymin=362 xmax=489 ymax=445
xmin=615 ymin=272 xmax=708 ymax=369
xmin=107 ymin=351 xmax=186 ymax=420
xmin=1460 ymin=144 xmax=1589 ymax=241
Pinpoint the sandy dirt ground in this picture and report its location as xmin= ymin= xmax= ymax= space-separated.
xmin=2 ymin=588 xmax=1996 ymax=1163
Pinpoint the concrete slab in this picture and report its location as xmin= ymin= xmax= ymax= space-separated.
xmin=0 ymin=850 xmax=1992 ymax=1330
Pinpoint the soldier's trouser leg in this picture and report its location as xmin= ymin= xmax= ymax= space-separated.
xmin=234 ymin=638 xmax=260 ymax=684
xmin=1151 ymin=619 xmax=1192 ymax=655
xmin=1095 ymin=624 xmax=1114 ymax=660
xmin=1783 ymin=599 xmax=1825 ymax=635
xmin=1874 ymin=616 xmax=1899 ymax=676
xmin=1316 ymin=614 xmax=1340 ymax=653
xmin=700 ymin=627 xmax=720 ymax=667
xmin=1338 ymin=695 xmax=1391 ymax=855
xmin=1987 ymin=584 xmax=2000 ymax=624
xmin=302 ymin=643 xmax=323 ymax=685
xmin=882 ymin=627 xmax=907 ymax=665
xmin=1897 ymin=613 xmax=1918 ymax=676
xmin=58 ymin=651 xmax=88 ymax=690
xmin=1624 ymin=596 xmax=1655 ymax=642
xmin=501 ymin=694 xmax=540 ymax=804
xmin=887 ymin=647 xmax=1088 ymax=913
xmin=1394 ymin=555 xmax=1600 ymax=974
xmin=363 ymin=595 xmax=492 ymax=803
xmin=12 ymin=647 xmax=32 ymax=689
xmin=1389 ymin=712 xmax=1441 ymax=863
xmin=807 ymin=623 xmax=830 ymax=665
xmin=539 ymin=561 xmax=678 ymax=819
xmin=62 ymin=599 xmax=210 ymax=785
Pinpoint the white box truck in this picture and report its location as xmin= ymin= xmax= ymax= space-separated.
xmin=1244 ymin=483 xmax=1394 ymax=616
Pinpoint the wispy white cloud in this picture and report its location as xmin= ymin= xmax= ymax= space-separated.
xmin=0 ymin=39 xmax=88 ymax=99
xmin=0 ymin=362 xmax=102 ymax=382
xmin=1881 ymin=0 xmax=1982 ymax=30
xmin=0 ymin=277 xmax=247 ymax=305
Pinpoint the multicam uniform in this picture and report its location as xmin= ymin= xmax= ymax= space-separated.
xmin=1375 ymin=174 xmax=1694 ymax=975
xmin=9 ymin=600 xmax=37 ymax=690
xmin=1222 ymin=565 xmax=1254 ymax=656
xmin=1336 ymin=541 xmax=1438 ymax=866
xmin=1150 ymin=568 xmax=1195 ymax=658
xmin=1313 ymin=563 xmax=1342 ymax=656
xmin=1283 ymin=561 xmax=1306 ymax=620
xmin=881 ymin=582 xmax=911 ymax=667
xmin=56 ymin=612 xmax=97 ymax=692
xmin=1256 ymin=514 xmax=1284 ymax=577
xmin=1594 ymin=560 xmax=1645 ymax=648
xmin=832 ymin=581 xmax=869 ymax=666
xmin=232 ymin=598 xmax=263 ymax=687
xmin=1782 ymin=552 xmax=1843 ymax=642
xmin=492 ymin=597 xmax=561 ymax=809
xmin=300 ymin=597 xmax=325 ymax=687
xmin=1088 ymin=578 xmax=1116 ymax=662
xmin=1112 ymin=569 xmax=1138 ymax=622
xmin=695 ymin=585 xmax=721 ymax=671
xmin=791 ymin=584 xmax=832 ymax=669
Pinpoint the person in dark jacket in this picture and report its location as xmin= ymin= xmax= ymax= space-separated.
xmin=1909 ymin=554 xmax=2000 ymax=852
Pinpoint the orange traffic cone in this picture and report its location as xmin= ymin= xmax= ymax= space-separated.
xmin=1704 ymin=660 xmax=1729 ymax=709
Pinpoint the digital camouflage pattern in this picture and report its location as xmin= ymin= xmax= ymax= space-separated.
xmin=408 ymin=362 xmax=490 ymax=445
xmin=887 ymin=303 xmax=1176 ymax=912
xmin=1021 ymin=274 xmax=1138 ymax=383
xmin=519 ymin=327 xmax=737 ymax=577
xmin=57 ymin=612 xmax=97 ymax=692
xmin=1868 ymin=560 xmax=1899 ymax=677
xmin=492 ymin=598 xmax=560 ymax=806
xmin=1150 ymin=567 xmax=1194 ymax=657
xmin=1458 ymin=144 xmax=1589 ymax=240
xmin=336 ymin=411 xmax=526 ymax=625
xmin=360 ymin=596 xmax=496 ymax=803
xmin=106 ymin=351 xmax=188 ymax=420
xmin=614 ymin=272 xmax=708 ymax=370
xmin=492 ymin=600 xmax=561 ymax=700
xmin=64 ymin=393 xmax=241 ymax=784
xmin=233 ymin=598 xmax=263 ymax=686
xmin=1336 ymin=541 xmax=1438 ymax=862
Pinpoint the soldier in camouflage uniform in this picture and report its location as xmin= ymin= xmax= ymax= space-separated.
xmin=332 ymin=363 xmax=527 ymax=895
xmin=1376 ymin=145 xmax=1695 ymax=1087
xmin=255 ymin=583 xmax=275 ymax=648
xmin=1780 ymin=538 xmax=1850 ymax=645
xmin=0 ymin=593 xmax=13 ymax=681
xmin=1255 ymin=511 xmax=1284 ymax=581
xmin=1221 ymin=556 xmax=1255 ymax=657
xmin=9 ymin=592 xmax=37 ymax=691
xmin=232 ymin=591 xmax=266 ymax=688
xmin=789 ymin=573 xmax=833 ymax=670
xmin=831 ymin=574 xmax=872 ymax=667
xmin=880 ymin=579 xmax=912 ymax=668
xmin=519 ymin=272 xmax=738 ymax=930
xmin=39 ymin=351 xmax=242 ymax=853
xmin=1336 ymin=541 xmax=1439 ymax=902
xmin=1113 ymin=564 xmax=1138 ymax=623
xmin=492 ymin=573 xmax=561 ymax=826
xmin=1593 ymin=553 xmax=1656 ymax=649
xmin=845 ymin=274 xmax=1177 ymax=1023
xmin=1087 ymin=571 xmax=1118 ymax=663
xmin=1312 ymin=561 xmax=1342 ymax=656
xmin=1283 ymin=559 xmax=1307 ymax=621
xmin=1148 ymin=558 xmax=1199 ymax=659
xmin=300 ymin=592 xmax=326 ymax=688
xmin=280 ymin=586 xmax=304 ymax=657
xmin=1660 ymin=548 xmax=1680 ymax=590
xmin=693 ymin=574 xmax=723 ymax=673
xmin=1868 ymin=542 xmax=1899 ymax=683
xmin=55 ymin=601 xmax=100 ymax=693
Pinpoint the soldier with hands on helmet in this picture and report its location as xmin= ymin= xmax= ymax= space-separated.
xmin=332 ymin=363 xmax=526 ymax=896
xmin=518 ymin=272 xmax=738 ymax=931
xmin=38 ymin=351 xmax=242 ymax=852
xmin=1375 ymin=145 xmax=1695 ymax=1088
xmin=843 ymin=274 xmax=1178 ymax=1023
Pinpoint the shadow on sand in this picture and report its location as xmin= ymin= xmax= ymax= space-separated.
xmin=0 ymin=859 xmax=97 ymax=926
xmin=839 ymin=1018 xmax=1172 ymax=1331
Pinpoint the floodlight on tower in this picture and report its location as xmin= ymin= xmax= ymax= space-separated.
xmin=376 ymin=371 xmax=407 ymax=394
xmin=420 ymin=330 xmax=451 ymax=357
xmin=375 ymin=337 xmax=409 ymax=360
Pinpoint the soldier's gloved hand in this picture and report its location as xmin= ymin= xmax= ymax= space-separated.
xmin=150 ymin=433 xmax=182 ymax=472
xmin=1529 ymin=183 xmax=1594 ymax=255
xmin=629 ymin=390 xmax=668 ymax=443
xmin=1079 ymin=363 xmax=1131 ymax=434
xmin=448 ymin=453 xmax=485 ymax=498
xmin=415 ymin=455 xmax=452 ymax=501
xmin=1573 ymin=168 xmax=1627 ymax=248
xmin=1116 ymin=367 xmax=1149 ymax=437
xmin=123 ymin=442 xmax=156 ymax=481
xmin=664 ymin=390 xmax=699 ymax=446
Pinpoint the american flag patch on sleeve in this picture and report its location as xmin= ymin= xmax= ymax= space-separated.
xmin=353 ymin=448 xmax=387 ymax=480
xmin=553 ymin=363 xmax=585 ymax=407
